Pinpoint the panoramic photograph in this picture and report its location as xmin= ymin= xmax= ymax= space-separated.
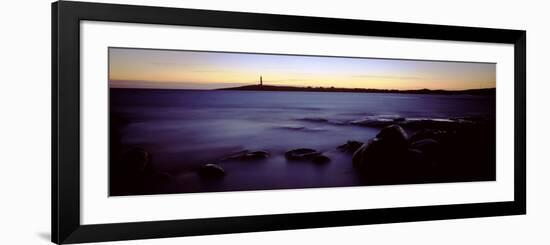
xmin=108 ymin=47 xmax=496 ymax=196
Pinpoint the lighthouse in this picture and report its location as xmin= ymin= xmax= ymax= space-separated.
xmin=260 ymin=75 xmax=263 ymax=86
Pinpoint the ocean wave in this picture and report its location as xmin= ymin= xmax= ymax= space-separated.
xmin=350 ymin=115 xmax=470 ymax=128
xmin=349 ymin=115 xmax=406 ymax=126
xmin=291 ymin=114 xmax=478 ymax=129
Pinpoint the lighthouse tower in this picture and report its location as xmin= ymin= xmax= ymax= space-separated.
xmin=260 ymin=75 xmax=263 ymax=86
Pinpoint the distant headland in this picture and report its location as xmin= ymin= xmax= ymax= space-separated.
xmin=218 ymin=84 xmax=496 ymax=95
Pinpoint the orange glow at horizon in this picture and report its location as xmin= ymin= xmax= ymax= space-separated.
xmin=109 ymin=48 xmax=496 ymax=90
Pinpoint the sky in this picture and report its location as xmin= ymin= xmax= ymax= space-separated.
xmin=109 ymin=47 xmax=496 ymax=90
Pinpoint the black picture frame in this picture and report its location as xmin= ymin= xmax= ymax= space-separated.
xmin=52 ymin=1 xmax=526 ymax=244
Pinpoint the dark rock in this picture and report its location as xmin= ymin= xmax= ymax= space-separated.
xmin=410 ymin=138 xmax=439 ymax=151
xmin=285 ymin=148 xmax=321 ymax=160
xmin=410 ymin=139 xmax=440 ymax=163
xmin=350 ymin=118 xmax=394 ymax=127
xmin=198 ymin=164 xmax=225 ymax=178
xmin=350 ymin=118 xmax=497 ymax=185
xmin=225 ymin=150 xmax=270 ymax=161
xmin=240 ymin=150 xmax=270 ymax=160
xmin=393 ymin=117 xmax=406 ymax=122
xmin=337 ymin=140 xmax=363 ymax=153
xmin=312 ymin=155 xmax=331 ymax=164
xmin=352 ymin=125 xmax=411 ymax=183
xmin=121 ymin=147 xmax=150 ymax=173
xmin=402 ymin=119 xmax=455 ymax=130
xmin=409 ymin=129 xmax=447 ymax=143
xmin=277 ymin=125 xmax=306 ymax=130
xmin=406 ymin=148 xmax=425 ymax=164
xmin=111 ymin=147 xmax=151 ymax=195
xmin=150 ymin=171 xmax=173 ymax=183
xmin=352 ymin=138 xmax=384 ymax=169
xmin=376 ymin=124 xmax=408 ymax=149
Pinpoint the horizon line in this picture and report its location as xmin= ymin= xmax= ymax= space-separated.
xmin=109 ymin=82 xmax=496 ymax=92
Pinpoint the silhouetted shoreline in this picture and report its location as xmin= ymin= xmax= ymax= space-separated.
xmin=218 ymin=84 xmax=496 ymax=95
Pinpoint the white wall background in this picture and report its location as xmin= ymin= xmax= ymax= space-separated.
xmin=0 ymin=0 xmax=547 ymax=244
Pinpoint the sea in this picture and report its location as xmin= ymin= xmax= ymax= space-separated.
xmin=110 ymin=89 xmax=495 ymax=194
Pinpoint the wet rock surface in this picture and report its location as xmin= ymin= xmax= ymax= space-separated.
xmin=337 ymin=140 xmax=364 ymax=153
xmin=285 ymin=148 xmax=331 ymax=164
xmin=285 ymin=148 xmax=322 ymax=160
xmin=198 ymin=164 xmax=226 ymax=178
xmin=351 ymin=120 xmax=496 ymax=185
xmin=226 ymin=150 xmax=271 ymax=161
xmin=110 ymin=147 xmax=174 ymax=196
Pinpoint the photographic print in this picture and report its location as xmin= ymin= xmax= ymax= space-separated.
xmin=108 ymin=47 xmax=496 ymax=196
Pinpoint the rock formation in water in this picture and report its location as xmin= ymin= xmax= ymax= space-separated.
xmin=351 ymin=120 xmax=495 ymax=184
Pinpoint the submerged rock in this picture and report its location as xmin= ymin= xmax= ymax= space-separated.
xmin=121 ymin=147 xmax=150 ymax=173
xmin=149 ymin=171 xmax=173 ymax=183
xmin=285 ymin=148 xmax=331 ymax=164
xmin=198 ymin=164 xmax=226 ymax=178
xmin=111 ymin=147 xmax=177 ymax=195
xmin=240 ymin=150 xmax=270 ymax=160
xmin=225 ymin=150 xmax=270 ymax=161
xmin=337 ymin=140 xmax=363 ymax=153
xmin=285 ymin=148 xmax=321 ymax=160
xmin=297 ymin=117 xmax=347 ymax=125
xmin=277 ymin=125 xmax=327 ymax=132
xmin=277 ymin=125 xmax=306 ymax=130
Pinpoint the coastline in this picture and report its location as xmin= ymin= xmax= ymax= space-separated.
xmin=109 ymin=85 xmax=496 ymax=96
xmin=218 ymin=84 xmax=496 ymax=95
